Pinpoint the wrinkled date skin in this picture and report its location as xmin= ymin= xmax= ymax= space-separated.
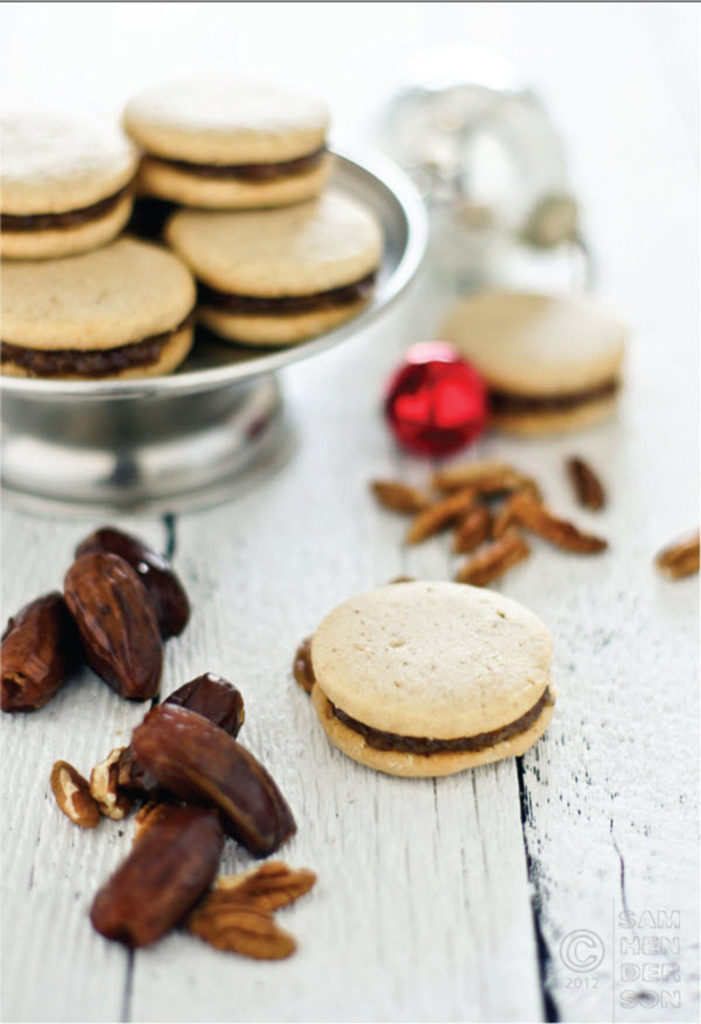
xmin=166 ymin=673 xmax=245 ymax=737
xmin=64 ymin=552 xmax=163 ymax=700
xmin=1 ymin=593 xmax=79 ymax=712
xmin=75 ymin=527 xmax=190 ymax=639
xmin=118 ymin=674 xmax=245 ymax=795
xmin=131 ymin=704 xmax=296 ymax=856
xmin=90 ymin=805 xmax=224 ymax=947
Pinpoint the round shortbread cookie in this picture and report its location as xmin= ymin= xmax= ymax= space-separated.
xmin=166 ymin=190 xmax=383 ymax=296
xmin=439 ymin=291 xmax=626 ymax=396
xmin=136 ymin=152 xmax=332 ymax=208
xmin=310 ymin=580 xmax=553 ymax=740
xmin=123 ymin=79 xmax=329 ymax=163
xmin=199 ymin=297 xmax=369 ymax=347
xmin=311 ymin=683 xmax=555 ymax=778
xmin=1 ymin=192 xmax=132 ymax=260
xmin=1 ymin=324 xmax=194 ymax=380
xmin=2 ymin=237 xmax=196 ymax=351
xmin=1 ymin=111 xmax=138 ymax=214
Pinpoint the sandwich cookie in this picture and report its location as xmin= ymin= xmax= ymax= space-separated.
xmin=166 ymin=191 xmax=383 ymax=346
xmin=1 ymin=238 xmax=195 ymax=379
xmin=439 ymin=291 xmax=627 ymax=434
xmin=1 ymin=112 xmax=138 ymax=260
xmin=123 ymin=79 xmax=331 ymax=209
xmin=306 ymin=580 xmax=555 ymax=777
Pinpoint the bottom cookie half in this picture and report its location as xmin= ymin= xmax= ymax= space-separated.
xmin=200 ymin=298 xmax=369 ymax=347
xmin=1 ymin=323 xmax=194 ymax=381
xmin=491 ymin=395 xmax=618 ymax=435
xmin=311 ymin=684 xmax=555 ymax=778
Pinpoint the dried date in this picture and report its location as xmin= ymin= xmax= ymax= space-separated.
xmin=131 ymin=704 xmax=296 ymax=856
xmin=90 ymin=805 xmax=224 ymax=947
xmin=165 ymin=673 xmax=244 ymax=737
xmin=292 ymin=638 xmax=315 ymax=695
xmin=117 ymin=673 xmax=246 ymax=796
xmin=1 ymin=593 xmax=79 ymax=712
xmin=76 ymin=527 xmax=190 ymax=639
xmin=64 ymin=553 xmax=163 ymax=701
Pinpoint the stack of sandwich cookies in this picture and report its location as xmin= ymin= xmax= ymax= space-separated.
xmin=166 ymin=191 xmax=383 ymax=345
xmin=440 ymin=291 xmax=627 ymax=434
xmin=1 ymin=112 xmax=138 ymax=260
xmin=307 ymin=580 xmax=555 ymax=778
xmin=124 ymin=80 xmax=331 ymax=209
xmin=1 ymin=238 xmax=196 ymax=379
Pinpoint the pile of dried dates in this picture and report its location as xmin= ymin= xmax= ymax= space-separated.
xmin=1 ymin=526 xmax=190 ymax=711
xmin=2 ymin=528 xmax=312 ymax=959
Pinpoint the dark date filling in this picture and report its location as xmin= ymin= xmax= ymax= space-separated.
xmin=489 ymin=379 xmax=619 ymax=415
xmin=1 ymin=315 xmax=192 ymax=378
xmin=330 ymin=687 xmax=553 ymax=755
xmin=1 ymin=184 xmax=133 ymax=233
xmin=148 ymin=146 xmax=327 ymax=182
xmin=199 ymin=272 xmax=376 ymax=317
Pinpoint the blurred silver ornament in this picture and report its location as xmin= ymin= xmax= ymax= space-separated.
xmin=380 ymin=44 xmax=586 ymax=289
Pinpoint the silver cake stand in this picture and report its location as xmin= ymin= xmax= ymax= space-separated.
xmin=0 ymin=151 xmax=427 ymax=516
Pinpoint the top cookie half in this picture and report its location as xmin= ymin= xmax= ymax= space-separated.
xmin=311 ymin=580 xmax=553 ymax=739
xmin=439 ymin=291 xmax=627 ymax=434
xmin=123 ymin=79 xmax=332 ymax=209
xmin=1 ymin=111 xmax=138 ymax=259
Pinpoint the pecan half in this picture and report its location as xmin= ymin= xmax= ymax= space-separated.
xmin=130 ymin=704 xmax=296 ymax=856
xmin=293 ymin=638 xmax=314 ymax=694
xmin=64 ymin=552 xmax=163 ymax=700
xmin=407 ymin=487 xmax=477 ymax=544
xmin=187 ymin=902 xmax=296 ymax=960
xmin=76 ymin=527 xmax=190 ymax=639
xmin=456 ymin=532 xmax=531 ymax=586
xmin=216 ymin=861 xmax=316 ymax=912
xmin=50 ymin=760 xmax=101 ymax=829
xmin=452 ymin=505 xmax=492 ymax=554
xmin=491 ymin=490 xmax=528 ymax=539
xmin=90 ymin=748 xmax=133 ymax=820
xmin=655 ymin=531 xmax=700 ymax=580
xmin=507 ymin=490 xmax=608 ymax=553
xmin=432 ymin=461 xmax=539 ymax=498
xmin=90 ymin=805 xmax=224 ymax=947
xmin=431 ymin=461 xmax=515 ymax=492
xmin=567 ymin=457 xmax=605 ymax=510
xmin=371 ymin=480 xmax=430 ymax=514
xmin=1 ymin=593 xmax=79 ymax=712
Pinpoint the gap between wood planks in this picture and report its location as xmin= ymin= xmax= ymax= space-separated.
xmin=517 ymin=757 xmax=560 ymax=1023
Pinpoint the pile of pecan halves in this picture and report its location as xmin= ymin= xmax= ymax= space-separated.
xmin=1 ymin=527 xmax=314 ymax=960
xmin=373 ymin=456 xmax=699 ymax=585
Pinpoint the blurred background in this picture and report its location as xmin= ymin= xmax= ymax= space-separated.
xmin=2 ymin=2 xmax=697 ymax=310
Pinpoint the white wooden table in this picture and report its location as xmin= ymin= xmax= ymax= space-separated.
xmin=1 ymin=5 xmax=698 ymax=1022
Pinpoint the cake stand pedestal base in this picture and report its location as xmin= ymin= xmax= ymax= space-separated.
xmin=1 ymin=375 xmax=292 ymax=516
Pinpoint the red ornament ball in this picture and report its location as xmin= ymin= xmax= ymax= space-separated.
xmin=384 ymin=342 xmax=488 ymax=456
